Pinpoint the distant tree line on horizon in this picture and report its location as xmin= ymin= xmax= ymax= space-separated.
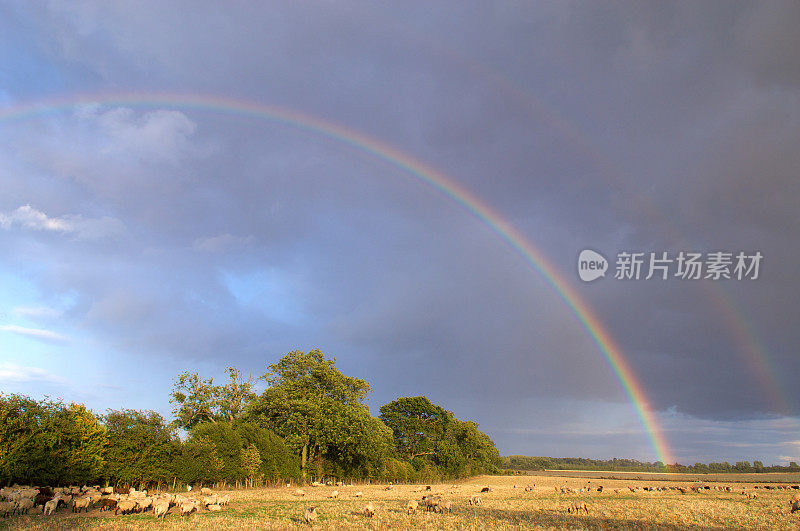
xmin=502 ymin=455 xmax=800 ymax=474
xmin=0 ymin=349 xmax=501 ymax=488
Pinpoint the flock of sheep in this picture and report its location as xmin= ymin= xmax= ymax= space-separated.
xmin=0 ymin=484 xmax=230 ymax=518
xmin=298 ymin=481 xmax=486 ymax=525
xmin=3 ymin=479 xmax=800 ymax=523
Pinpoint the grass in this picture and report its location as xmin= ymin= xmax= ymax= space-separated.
xmin=2 ymin=473 xmax=800 ymax=529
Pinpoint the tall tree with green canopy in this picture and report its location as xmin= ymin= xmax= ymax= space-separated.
xmin=379 ymin=396 xmax=449 ymax=459
xmin=380 ymin=396 xmax=500 ymax=477
xmin=170 ymin=366 xmax=257 ymax=430
xmin=250 ymin=349 xmax=391 ymax=478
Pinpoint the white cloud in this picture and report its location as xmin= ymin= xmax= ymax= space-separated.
xmin=0 ymin=204 xmax=72 ymax=232
xmin=0 ymin=363 xmax=66 ymax=385
xmin=0 ymin=324 xmax=69 ymax=344
xmin=0 ymin=204 xmax=124 ymax=240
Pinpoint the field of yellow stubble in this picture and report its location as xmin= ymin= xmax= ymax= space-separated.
xmin=4 ymin=473 xmax=800 ymax=530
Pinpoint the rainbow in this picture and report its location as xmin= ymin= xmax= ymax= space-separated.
xmin=0 ymin=93 xmax=674 ymax=464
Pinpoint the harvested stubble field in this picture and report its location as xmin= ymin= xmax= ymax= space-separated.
xmin=3 ymin=473 xmax=800 ymax=530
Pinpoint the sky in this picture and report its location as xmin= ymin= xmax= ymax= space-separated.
xmin=1 ymin=1 xmax=799 ymax=465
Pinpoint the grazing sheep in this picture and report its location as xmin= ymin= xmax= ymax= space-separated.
xmin=469 ymin=495 xmax=481 ymax=506
xmin=435 ymin=500 xmax=452 ymax=514
xmin=329 ymin=490 xmax=338 ymax=499
xmin=480 ymin=486 xmax=490 ymax=493
xmin=136 ymin=497 xmax=153 ymax=512
xmin=303 ymin=506 xmax=318 ymax=525
xmin=203 ymin=494 xmax=220 ymax=508
xmin=406 ymin=499 xmax=418 ymax=514
xmin=422 ymin=495 xmax=441 ymax=512
xmin=354 ymin=491 xmax=363 ymax=498
xmin=34 ymin=494 xmax=52 ymax=508
xmin=72 ymin=495 xmax=92 ymax=513
xmin=524 ymin=486 xmax=533 ymax=492
xmin=179 ymin=500 xmax=198 ymax=516
xmin=0 ymin=501 xmax=14 ymax=517
xmin=44 ymin=498 xmax=59 ymax=516
xmin=201 ymin=487 xmax=213 ymax=496
xmin=116 ymin=500 xmax=138 ymax=515
xmin=15 ymin=497 xmax=34 ymax=515
xmin=219 ymin=494 xmax=230 ymax=506
xmin=207 ymin=504 xmax=222 ymax=512
xmin=295 ymin=489 xmax=306 ymax=496
xmin=99 ymin=498 xmax=117 ymax=511
xmin=568 ymin=502 xmax=589 ymax=514
xmin=363 ymin=502 xmax=375 ymax=517
xmin=153 ymin=500 xmax=170 ymax=518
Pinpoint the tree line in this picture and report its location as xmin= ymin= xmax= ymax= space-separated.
xmin=503 ymin=455 xmax=800 ymax=473
xmin=0 ymin=349 xmax=501 ymax=488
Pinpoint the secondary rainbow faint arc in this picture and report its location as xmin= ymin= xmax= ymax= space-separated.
xmin=1 ymin=93 xmax=674 ymax=465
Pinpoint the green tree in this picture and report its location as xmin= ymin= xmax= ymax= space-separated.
xmin=0 ymin=395 xmax=106 ymax=485
xmin=241 ymin=443 xmax=262 ymax=487
xmin=379 ymin=396 xmax=448 ymax=459
xmin=379 ymin=396 xmax=499 ymax=478
xmin=235 ymin=420 xmax=301 ymax=480
xmin=170 ymin=367 xmax=257 ymax=430
xmin=250 ymin=349 xmax=389 ymax=478
xmin=191 ymin=421 xmax=246 ymax=483
xmin=103 ymin=409 xmax=179 ymax=488
xmin=176 ymin=435 xmax=224 ymax=486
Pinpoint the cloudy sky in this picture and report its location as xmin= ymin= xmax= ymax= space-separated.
xmin=1 ymin=2 xmax=799 ymax=465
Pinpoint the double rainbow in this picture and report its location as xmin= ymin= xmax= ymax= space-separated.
xmin=1 ymin=93 xmax=674 ymax=465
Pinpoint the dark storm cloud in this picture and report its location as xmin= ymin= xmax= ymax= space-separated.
xmin=2 ymin=1 xmax=799 ymax=463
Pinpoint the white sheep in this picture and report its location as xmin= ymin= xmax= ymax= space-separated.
xmin=15 ymin=497 xmax=34 ymax=515
xmin=203 ymin=494 xmax=220 ymax=507
xmin=136 ymin=496 xmax=153 ymax=512
xmin=153 ymin=500 xmax=170 ymax=518
xmin=44 ymin=498 xmax=59 ymax=516
xmin=179 ymin=500 xmax=198 ymax=516
xmin=72 ymin=496 xmax=91 ymax=513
